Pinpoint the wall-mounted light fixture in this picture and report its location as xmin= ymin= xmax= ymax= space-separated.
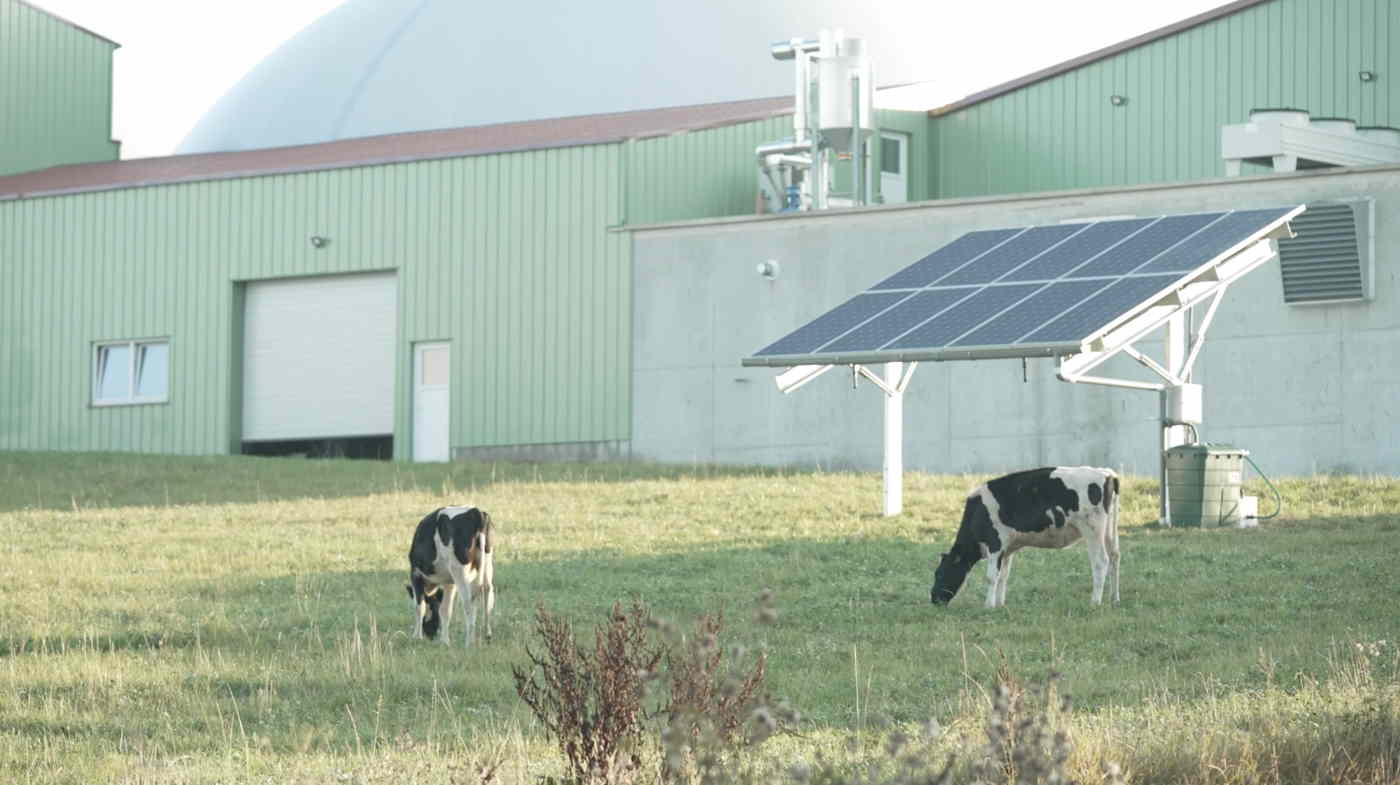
xmin=1109 ymin=94 xmax=1127 ymax=107
xmin=1359 ymin=70 xmax=1376 ymax=82
xmin=756 ymin=259 xmax=780 ymax=279
xmin=309 ymin=235 xmax=329 ymax=249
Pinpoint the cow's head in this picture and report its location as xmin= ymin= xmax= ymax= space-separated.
xmin=406 ymin=577 xmax=443 ymax=639
xmin=931 ymin=545 xmax=981 ymax=605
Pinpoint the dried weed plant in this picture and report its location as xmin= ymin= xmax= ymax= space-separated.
xmin=655 ymin=589 xmax=796 ymax=785
xmin=512 ymin=601 xmax=665 ymax=785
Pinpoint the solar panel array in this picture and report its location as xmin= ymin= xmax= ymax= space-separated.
xmin=745 ymin=207 xmax=1301 ymax=366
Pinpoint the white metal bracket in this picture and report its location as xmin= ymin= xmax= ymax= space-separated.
xmin=1058 ymin=238 xmax=1277 ymax=390
xmin=854 ymin=362 xmax=918 ymax=397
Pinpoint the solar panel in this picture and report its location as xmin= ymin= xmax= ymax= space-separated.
xmin=934 ymin=223 xmax=1087 ymax=286
xmin=743 ymin=206 xmax=1302 ymax=367
xmin=752 ymin=291 xmax=908 ymax=357
xmin=1064 ymin=213 xmax=1221 ymax=279
xmin=869 ymin=228 xmax=1021 ymax=290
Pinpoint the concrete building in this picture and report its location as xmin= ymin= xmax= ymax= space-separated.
xmin=630 ymin=165 xmax=1399 ymax=477
xmin=1 ymin=0 xmax=1396 ymax=476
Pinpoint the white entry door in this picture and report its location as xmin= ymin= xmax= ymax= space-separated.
xmin=879 ymin=132 xmax=909 ymax=204
xmin=413 ymin=342 xmax=450 ymax=462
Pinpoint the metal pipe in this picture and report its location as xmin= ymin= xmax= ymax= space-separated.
xmin=852 ymin=73 xmax=863 ymax=206
xmin=795 ymin=48 xmax=808 ymax=143
xmin=1057 ymin=372 xmax=1165 ymax=392
xmin=755 ymin=139 xmax=816 ymax=159
xmin=769 ymin=37 xmax=820 ymax=60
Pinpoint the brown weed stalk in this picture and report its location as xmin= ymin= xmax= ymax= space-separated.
xmin=512 ymin=602 xmax=665 ymax=785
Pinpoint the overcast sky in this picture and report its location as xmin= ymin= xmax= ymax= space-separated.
xmin=28 ymin=0 xmax=1227 ymax=160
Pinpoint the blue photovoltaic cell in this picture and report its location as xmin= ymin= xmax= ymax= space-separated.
xmin=1135 ymin=207 xmax=1294 ymax=275
xmin=823 ymin=288 xmax=973 ymax=353
xmin=869 ymin=228 xmax=1021 ymax=290
xmin=1021 ymin=275 xmax=1180 ymax=344
xmin=934 ymin=223 xmax=1087 ymax=286
xmin=754 ymin=291 xmax=907 ymax=356
xmin=1064 ymin=213 xmax=1224 ymax=279
xmin=1002 ymin=218 xmax=1153 ymax=282
xmin=951 ymin=279 xmax=1110 ymax=347
xmin=888 ymin=283 xmax=1043 ymax=351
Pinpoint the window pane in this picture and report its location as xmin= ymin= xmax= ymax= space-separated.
xmin=96 ymin=344 xmax=131 ymax=401
xmin=420 ymin=346 xmax=449 ymax=386
xmin=136 ymin=342 xmax=169 ymax=399
xmin=881 ymin=137 xmax=902 ymax=174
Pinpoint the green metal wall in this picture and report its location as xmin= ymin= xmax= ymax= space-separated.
xmin=0 ymin=146 xmax=628 ymax=458
xmin=0 ymin=0 xmax=120 ymax=177
xmin=932 ymin=0 xmax=1400 ymax=198
xmin=627 ymin=116 xmax=792 ymax=223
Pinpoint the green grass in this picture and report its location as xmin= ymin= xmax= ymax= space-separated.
xmin=1 ymin=452 xmax=1397 ymax=784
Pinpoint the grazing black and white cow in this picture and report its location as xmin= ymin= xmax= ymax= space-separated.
xmin=930 ymin=466 xmax=1120 ymax=608
xmin=406 ymin=506 xmax=496 ymax=646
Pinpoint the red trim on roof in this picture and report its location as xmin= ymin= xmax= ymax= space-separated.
xmin=0 ymin=96 xmax=793 ymax=200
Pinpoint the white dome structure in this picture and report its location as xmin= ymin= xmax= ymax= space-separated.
xmin=178 ymin=0 xmax=940 ymax=154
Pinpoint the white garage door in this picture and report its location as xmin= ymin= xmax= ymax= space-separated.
xmin=242 ymin=272 xmax=397 ymax=441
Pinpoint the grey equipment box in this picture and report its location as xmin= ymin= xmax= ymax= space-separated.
xmin=1165 ymin=444 xmax=1249 ymax=527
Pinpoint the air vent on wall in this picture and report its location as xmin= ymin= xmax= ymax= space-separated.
xmin=1275 ymin=201 xmax=1373 ymax=305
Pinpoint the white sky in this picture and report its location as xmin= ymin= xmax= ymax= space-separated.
xmin=28 ymin=0 xmax=1228 ymax=160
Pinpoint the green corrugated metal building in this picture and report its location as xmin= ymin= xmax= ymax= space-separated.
xmin=0 ymin=0 xmax=119 ymax=176
xmin=1 ymin=0 xmax=1395 ymax=461
xmin=932 ymin=0 xmax=1399 ymax=197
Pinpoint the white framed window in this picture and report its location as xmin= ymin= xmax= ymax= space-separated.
xmin=93 ymin=339 xmax=169 ymax=405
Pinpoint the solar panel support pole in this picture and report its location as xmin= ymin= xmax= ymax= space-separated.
xmin=1159 ymin=313 xmax=1191 ymax=525
xmin=851 ymin=362 xmax=918 ymax=516
xmin=882 ymin=361 xmax=904 ymax=517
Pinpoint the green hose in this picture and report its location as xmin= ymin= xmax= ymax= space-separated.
xmin=1192 ymin=439 xmax=1283 ymax=521
xmin=1243 ymin=453 xmax=1283 ymax=520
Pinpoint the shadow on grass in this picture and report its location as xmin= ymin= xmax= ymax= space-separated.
xmin=2 ymin=629 xmax=203 ymax=659
xmin=0 ymin=451 xmax=795 ymax=513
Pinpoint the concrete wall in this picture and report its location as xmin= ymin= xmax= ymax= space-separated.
xmin=630 ymin=165 xmax=1400 ymax=477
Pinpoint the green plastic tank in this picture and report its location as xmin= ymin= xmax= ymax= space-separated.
xmin=1165 ymin=444 xmax=1249 ymax=527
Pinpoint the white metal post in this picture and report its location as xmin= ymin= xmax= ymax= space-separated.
xmin=882 ymin=361 xmax=904 ymax=517
xmin=1159 ymin=312 xmax=1190 ymax=523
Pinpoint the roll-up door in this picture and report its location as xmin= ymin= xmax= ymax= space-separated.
xmin=242 ymin=272 xmax=397 ymax=441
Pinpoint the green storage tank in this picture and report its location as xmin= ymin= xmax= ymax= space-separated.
xmin=1165 ymin=444 xmax=1249 ymax=527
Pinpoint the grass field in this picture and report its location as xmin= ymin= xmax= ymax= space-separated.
xmin=1 ymin=452 xmax=1397 ymax=784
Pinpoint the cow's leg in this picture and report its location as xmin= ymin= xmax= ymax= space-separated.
xmin=980 ymin=546 xmax=1001 ymax=609
xmin=1084 ymin=525 xmax=1109 ymax=605
xmin=995 ymin=551 xmax=1015 ymax=607
xmin=446 ymin=561 xmax=476 ymax=647
xmin=1107 ymin=513 xmax=1121 ymax=606
xmin=411 ymin=592 xmax=425 ymax=638
xmin=439 ymin=583 xmax=456 ymax=643
xmin=481 ymin=554 xmax=495 ymax=642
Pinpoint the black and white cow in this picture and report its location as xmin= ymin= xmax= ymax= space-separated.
xmin=930 ymin=466 xmax=1120 ymax=608
xmin=406 ymin=506 xmax=496 ymax=646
